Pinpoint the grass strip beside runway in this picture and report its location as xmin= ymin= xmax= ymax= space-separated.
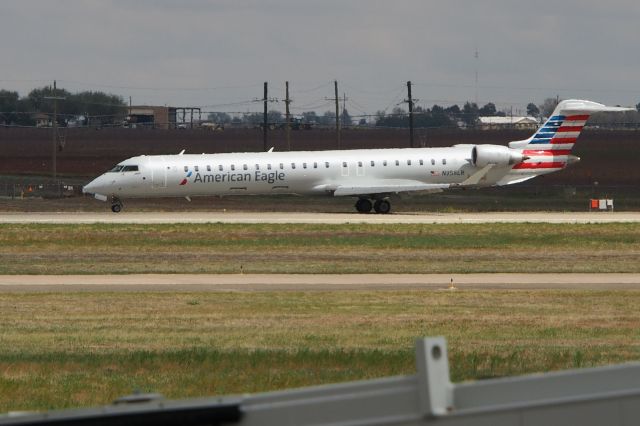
xmin=2 ymin=222 xmax=640 ymax=273
xmin=1 ymin=290 xmax=639 ymax=411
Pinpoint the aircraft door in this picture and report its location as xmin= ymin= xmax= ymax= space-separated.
xmin=341 ymin=161 xmax=350 ymax=177
xmin=152 ymin=161 xmax=167 ymax=188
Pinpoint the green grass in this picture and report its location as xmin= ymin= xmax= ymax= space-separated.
xmin=2 ymin=223 xmax=640 ymax=273
xmin=1 ymin=290 xmax=640 ymax=411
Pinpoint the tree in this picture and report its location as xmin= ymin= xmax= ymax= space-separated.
xmin=267 ymin=109 xmax=283 ymax=124
xmin=242 ymin=112 xmax=263 ymax=126
xmin=71 ymin=91 xmax=127 ymax=124
xmin=461 ymin=102 xmax=479 ymax=126
xmin=318 ymin=110 xmax=336 ymax=126
xmin=526 ymin=102 xmax=540 ymax=117
xmin=375 ymin=107 xmax=407 ymax=128
xmin=0 ymin=90 xmax=20 ymax=125
xmin=539 ymin=98 xmax=560 ymax=118
xmin=478 ymin=102 xmax=497 ymax=116
xmin=341 ymin=108 xmax=352 ymax=126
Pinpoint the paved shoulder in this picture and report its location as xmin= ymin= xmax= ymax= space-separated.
xmin=1 ymin=212 xmax=640 ymax=224
xmin=1 ymin=274 xmax=639 ymax=291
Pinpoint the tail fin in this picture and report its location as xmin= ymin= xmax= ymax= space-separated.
xmin=508 ymin=99 xmax=632 ymax=173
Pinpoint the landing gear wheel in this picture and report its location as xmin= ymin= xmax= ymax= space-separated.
xmin=373 ymin=199 xmax=391 ymax=214
xmin=355 ymin=198 xmax=373 ymax=213
xmin=110 ymin=196 xmax=123 ymax=213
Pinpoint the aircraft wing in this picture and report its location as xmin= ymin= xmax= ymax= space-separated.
xmin=332 ymin=182 xmax=450 ymax=197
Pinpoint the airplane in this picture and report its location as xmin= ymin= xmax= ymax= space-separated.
xmin=82 ymin=100 xmax=632 ymax=213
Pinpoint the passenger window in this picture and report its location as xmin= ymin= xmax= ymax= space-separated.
xmin=291 ymin=163 xmax=296 ymax=169
xmin=207 ymin=165 xmax=211 ymax=172
xmin=255 ymin=164 xmax=260 ymax=170
xmin=407 ymin=160 xmax=411 ymax=166
xmin=279 ymin=163 xmax=284 ymax=170
xmin=371 ymin=161 xmax=375 ymax=167
xmin=383 ymin=160 xmax=387 ymax=166
xmin=184 ymin=166 xmax=188 ymax=172
xmin=395 ymin=160 xmax=399 ymax=166
xmin=267 ymin=164 xmax=272 ymax=170
xmin=358 ymin=161 xmax=363 ymax=167
xmin=442 ymin=159 xmax=447 ymax=165
xmin=303 ymin=163 xmax=307 ymax=169
xmin=231 ymin=164 xmax=235 ymax=171
xmin=342 ymin=161 xmax=347 ymax=167
xmin=419 ymin=159 xmax=424 ymax=166
xmin=325 ymin=162 xmax=330 ymax=168
xmin=218 ymin=165 xmax=223 ymax=171
xmin=243 ymin=164 xmax=248 ymax=170
xmin=313 ymin=162 xmax=317 ymax=169
xmin=431 ymin=159 xmax=435 ymax=165
xmin=194 ymin=166 xmax=199 ymax=172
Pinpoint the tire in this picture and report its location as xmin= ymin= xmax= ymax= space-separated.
xmin=111 ymin=203 xmax=122 ymax=213
xmin=355 ymin=198 xmax=372 ymax=213
xmin=373 ymin=199 xmax=391 ymax=214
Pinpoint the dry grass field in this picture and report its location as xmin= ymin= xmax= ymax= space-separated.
xmin=1 ymin=223 xmax=640 ymax=274
xmin=1 ymin=290 xmax=639 ymax=411
xmin=2 ymin=222 xmax=640 ymax=412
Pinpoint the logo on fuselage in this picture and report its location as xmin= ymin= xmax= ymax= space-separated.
xmin=180 ymin=170 xmax=192 ymax=186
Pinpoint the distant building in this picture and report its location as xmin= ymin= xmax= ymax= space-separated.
xmin=125 ymin=106 xmax=177 ymax=129
xmin=478 ymin=116 xmax=539 ymax=130
xmin=34 ymin=113 xmax=50 ymax=128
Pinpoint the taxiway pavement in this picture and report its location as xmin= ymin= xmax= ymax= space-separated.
xmin=1 ymin=273 xmax=639 ymax=292
xmin=1 ymin=211 xmax=639 ymax=224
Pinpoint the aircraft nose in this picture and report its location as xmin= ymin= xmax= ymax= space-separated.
xmin=82 ymin=180 xmax=96 ymax=194
xmin=83 ymin=176 xmax=109 ymax=195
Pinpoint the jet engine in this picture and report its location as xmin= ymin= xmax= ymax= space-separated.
xmin=472 ymin=145 xmax=527 ymax=167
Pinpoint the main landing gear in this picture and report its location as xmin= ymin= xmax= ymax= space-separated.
xmin=355 ymin=198 xmax=391 ymax=214
xmin=110 ymin=196 xmax=123 ymax=213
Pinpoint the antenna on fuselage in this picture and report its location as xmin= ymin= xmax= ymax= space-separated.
xmin=268 ymin=147 xmax=274 ymax=153
xmin=178 ymin=149 xmax=185 ymax=155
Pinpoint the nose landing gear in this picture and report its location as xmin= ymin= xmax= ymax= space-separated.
xmin=110 ymin=196 xmax=123 ymax=213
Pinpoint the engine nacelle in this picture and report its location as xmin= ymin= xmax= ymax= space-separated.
xmin=472 ymin=145 xmax=526 ymax=167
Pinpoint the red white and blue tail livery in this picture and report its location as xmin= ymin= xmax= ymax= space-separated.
xmin=501 ymin=100 xmax=632 ymax=185
xmin=83 ymin=99 xmax=632 ymax=213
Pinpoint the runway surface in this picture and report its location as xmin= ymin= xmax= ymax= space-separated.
xmin=1 ymin=274 xmax=639 ymax=291
xmin=1 ymin=211 xmax=640 ymax=224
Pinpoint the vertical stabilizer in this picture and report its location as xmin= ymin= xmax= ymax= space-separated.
xmin=505 ymin=100 xmax=632 ymax=178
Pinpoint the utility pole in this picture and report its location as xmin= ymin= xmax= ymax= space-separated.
xmin=285 ymin=81 xmax=292 ymax=151
xmin=44 ymin=80 xmax=66 ymax=180
xmin=263 ymin=82 xmax=268 ymax=151
xmin=325 ymin=81 xmax=346 ymax=149
xmin=335 ymin=81 xmax=341 ymax=149
xmin=406 ymin=81 xmax=415 ymax=148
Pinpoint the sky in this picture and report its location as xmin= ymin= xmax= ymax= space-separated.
xmin=1 ymin=0 xmax=638 ymax=119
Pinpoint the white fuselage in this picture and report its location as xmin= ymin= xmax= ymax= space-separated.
xmin=83 ymin=146 xmax=519 ymax=200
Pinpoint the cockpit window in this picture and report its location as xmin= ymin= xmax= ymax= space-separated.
xmin=108 ymin=165 xmax=138 ymax=173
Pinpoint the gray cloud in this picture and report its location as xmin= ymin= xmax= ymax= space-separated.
xmin=1 ymin=0 xmax=638 ymax=114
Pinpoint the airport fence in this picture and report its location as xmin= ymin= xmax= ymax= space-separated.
xmin=0 ymin=182 xmax=83 ymax=199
